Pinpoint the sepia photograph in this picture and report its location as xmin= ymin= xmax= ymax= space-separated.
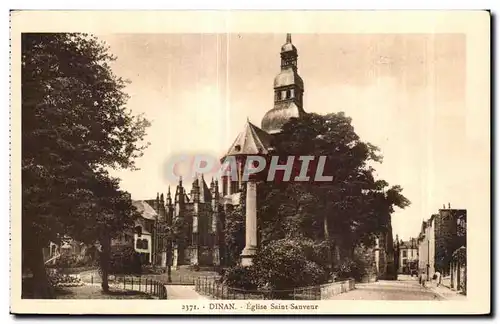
xmin=10 ymin=10 xmax=490 ymax=315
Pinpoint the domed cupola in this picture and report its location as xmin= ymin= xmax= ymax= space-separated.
xmin=261 ymin=33 xmax=306 ymax=134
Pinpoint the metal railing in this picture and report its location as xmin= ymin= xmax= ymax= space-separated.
xmin=87 ymin=274 xmax=167 ymax=299
xmin=194 ymin=277 xmax=321 ymax=300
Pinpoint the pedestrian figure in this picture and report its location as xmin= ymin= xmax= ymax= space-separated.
xmin=420 ymin=271 xmax=427 ymax=287
xmin=435 ymin=270 xmax=441 ymax=287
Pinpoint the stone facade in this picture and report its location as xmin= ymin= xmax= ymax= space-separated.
xmin=150 ymin=175 xmax=224 ymax=268
xmin=417 ymin=208 xmax=466 ymax=280
xmin=417 ymin=215 xmax=436 ymax=279
xmin=434 ymin=208 xmax=466 ymax=275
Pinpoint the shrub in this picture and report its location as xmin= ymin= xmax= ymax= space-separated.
xmin=108 ymin=246 xmax=142 ymax=275
xmin=53 ymin=254 xmax=80 ymax=268
xmin=220 ymin=265 xmax=257 ymax=290
xmin=333 ymin=258 xmax=359 ymax=281
xmin=142 ymin=265 xmax=165 ymax=274
xmin=333 ymin=245 xmax=375 ymax=282
xmin=47 ymin=270 xmax=84 ymax=287
xmin=252 ymin=238 xmax=329 ymax=290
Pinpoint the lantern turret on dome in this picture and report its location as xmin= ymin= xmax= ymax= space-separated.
xmin=261 ymin=33 xmax=306 ymax=134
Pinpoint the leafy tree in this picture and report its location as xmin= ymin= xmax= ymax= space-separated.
xmin=22 ymin=33 xmax=149 ymax=297
xmin=255 ymin=112 xmax=410 ymax=274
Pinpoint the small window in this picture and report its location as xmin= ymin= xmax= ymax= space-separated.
xmin=136 ymin=238 xmax=148 ymax=250
xmin=402 ymin=250 xmax=407 ymax=257
xmin=135 ymin=226 xmax=142 ymax=237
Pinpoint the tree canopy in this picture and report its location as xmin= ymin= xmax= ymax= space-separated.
xmin=257 ymin=113 xmax=410 ymax=253
xmin=224 ymin=112 xmax=410 ymax=279
xmin=22 ymin=33 xmax=150 ymax=297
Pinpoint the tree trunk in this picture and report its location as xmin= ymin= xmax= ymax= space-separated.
xmin=99 ymin=236 xmax=111 ymax=292
xmin=323 ymin=214 xmax=334 ymax=270
xmin=23 ymin=234 xmax=53 ymax=298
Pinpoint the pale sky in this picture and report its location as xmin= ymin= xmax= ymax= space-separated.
xmin=99 ymin=33 xmax=482 ymax=241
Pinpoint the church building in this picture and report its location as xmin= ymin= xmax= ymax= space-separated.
xmin=138 ymin=34 xmax=307 ymax=268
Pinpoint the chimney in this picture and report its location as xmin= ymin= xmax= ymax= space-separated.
xmin=448 ymin=202 xmax=451 ymax=209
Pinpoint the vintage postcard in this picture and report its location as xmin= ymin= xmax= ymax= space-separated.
xmin=10 ymin=10 xmax=490 ymax=315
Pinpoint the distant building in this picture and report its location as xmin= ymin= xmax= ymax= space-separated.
xmin=417 ymin=206 xmax=467 ymax=280
xmin=417 ymin=216 xmax=436 ymax=279
xmin=398 ymin=238 xmax=418 ymax=273
xmin=111 ymin=200 xmax=158 ymax=264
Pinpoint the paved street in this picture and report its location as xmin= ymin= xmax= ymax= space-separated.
xmin=328 ymin=275 xmax=444 ymax=300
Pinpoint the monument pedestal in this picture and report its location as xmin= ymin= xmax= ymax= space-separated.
xmin=240 ymin=247 xmax=257 ymax=266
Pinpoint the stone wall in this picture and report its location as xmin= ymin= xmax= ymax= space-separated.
xmin=319 ymin=279 xmax=355 ymax=299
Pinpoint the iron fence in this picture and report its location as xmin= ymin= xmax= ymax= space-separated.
xmin=88 ymin=275 xmax=167 ymax=299
xmin=163 ymin=274 xmax=220 ymax=285
xmin=194 ymin=277 xmax=321 ymax=300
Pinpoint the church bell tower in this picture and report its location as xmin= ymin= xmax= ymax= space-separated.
xmin=261 ymin=33 xmax=306 ymax=134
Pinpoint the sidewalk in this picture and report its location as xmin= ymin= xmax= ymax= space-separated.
xmin=425 ymin=281 xmax=467 ymax=301
xmin=166 ymin=285 xmax=208 ymax=300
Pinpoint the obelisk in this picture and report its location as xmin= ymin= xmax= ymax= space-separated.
xmin=240 ymin=180 xmax=257 ymax=266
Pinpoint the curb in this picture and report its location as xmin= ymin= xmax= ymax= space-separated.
xmin=424 ymin=284 xmax=465 ymax=301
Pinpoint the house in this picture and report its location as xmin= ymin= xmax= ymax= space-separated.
xmin=398 ymin=238 xmax=418 ymax=274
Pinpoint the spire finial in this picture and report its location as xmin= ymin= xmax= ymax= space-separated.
xmin=286 ymin=33 xmax=292 ymax=44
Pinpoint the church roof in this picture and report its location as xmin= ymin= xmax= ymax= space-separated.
xmin=132 ymin=200 xmax=158 ymax=220
xmin=261 ymin=101 xmax=304 ymax=134
xmin=226 ymin=120 xmax=273 ymax=156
